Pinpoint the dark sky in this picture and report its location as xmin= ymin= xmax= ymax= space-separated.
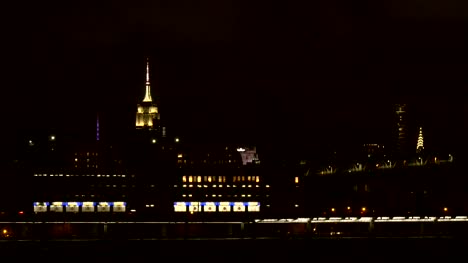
xmin=2 ymin=1 xmax=467 ymax=157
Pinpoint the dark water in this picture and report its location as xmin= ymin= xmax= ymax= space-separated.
xmin=0 ymin=238 xmax=467 ymax=262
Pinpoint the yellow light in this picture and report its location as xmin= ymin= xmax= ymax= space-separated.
xmin=295 ymin=177 xmax=299 ymax=183
xmin=331 ymin=208 xmax=335 ymax=212
xmin=444 ymin=207 xmax=448 ymax=211
xmin=347 ymin=206 xmax=351 ymax=210
xmin=362 ymin=207 xmax=366 ymax=212
xmin=178 ymin=154 xmax=183 ymax=158
xmin=2 ymin=229 xmax=6 ymax=234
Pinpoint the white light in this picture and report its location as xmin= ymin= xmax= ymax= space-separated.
xmin=237 ymin=148 xmax=245 ymax=152
xmin=130 ymin=209 xmax=136 ymax=212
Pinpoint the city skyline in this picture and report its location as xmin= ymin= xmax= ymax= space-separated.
xmin=2 ymin=1 xmax=465 ymax=158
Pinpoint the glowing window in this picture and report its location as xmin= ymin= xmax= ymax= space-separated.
xmin=182 ymin=176 xmax=186 ymax=183
xmin=189 ymin=176 xmax=193 ymax=183
xmin=197 ymin=176 xmax=201 ymax=183
xmin=295 ymin=177 xmax=299 ymax=184
xmin=208 ymin=176 xmax=212 ymax=182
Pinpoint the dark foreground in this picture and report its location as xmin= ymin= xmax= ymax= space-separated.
xmin=0 ymin=237 xmax=467 ymax=262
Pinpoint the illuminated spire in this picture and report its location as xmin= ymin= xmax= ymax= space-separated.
xmin=143 ymin=57 xmax=152 ymax=102
xmin=416 ymin=127 xmax=424 ymax=153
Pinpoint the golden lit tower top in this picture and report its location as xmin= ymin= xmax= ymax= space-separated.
xmin=136 ymin=58 xmax=160 ymax=129
xmin=143 ymin=58 xmax=152 ymax=102
xmin=416 ymin=127 xmax=424 ymax=153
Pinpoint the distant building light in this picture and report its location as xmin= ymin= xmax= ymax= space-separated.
xmin=50 ymin=135 xmax=55 ymax=141
xmin=152 ymin=139 xmax=156 ymax=144
xmin=175 ymin=137 xmax=180 ymax=143
xmin=237 ymin=148 xmax=245 ymax=152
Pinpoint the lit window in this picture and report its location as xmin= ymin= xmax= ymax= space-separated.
xmin=189 ymin=176 xmax=193 ymax=183
xmin=208 ymin=176 xmax=212 ymax=182
xmin=266 ymin=185 xmax=270 ymax=188
xmin=295 ymin=177 xmax=299 ymax=184
xmin=248 ymin=176 xmax=251 ymax=181
xmin=242 ymin=185 xmax=246 ymax=188
xmin=182 ymin=176 xmax=186 ymax=182
xmin=197 ymin=176 xmax=201 ymax=183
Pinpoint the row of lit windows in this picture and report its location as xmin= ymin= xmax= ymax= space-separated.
xmin=75 ymin=158 xmax=98 ymax=162
xmin=182 ymin=176 xmax=260 ymax=183
xmin=181 ymin=194 xmax=265 ymax=198
xmin=177 ymin=160 xmax=238 ymax=164
xmin=75 ymin=152 xmax=99 ymax=156
xmin=91 ymin=184 xmax=134 ymax=188
xmin=34 ymin=174 xmax=131 ymax=178
xmin=176 ymin=184 xmax=269 ymax=188
xmin=75 ymin=165 xmax=98 ymax=168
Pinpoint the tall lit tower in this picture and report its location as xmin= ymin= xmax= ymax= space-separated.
xmin=416 ymin=127 xmax=424 ymax=154
xmin=136 ymin=58 xmax=160 ymax=130
xmin=394 ymin=104 xmax=408 ymax=159
xmin=96 ymin=113 xmax=100 ymax=141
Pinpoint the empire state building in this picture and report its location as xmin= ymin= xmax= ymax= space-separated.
xmin=136 ymin=58 xmax=160 ymax=130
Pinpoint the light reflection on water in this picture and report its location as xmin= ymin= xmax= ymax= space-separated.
xmin=0 ymin=238 xmax=465 ymax=262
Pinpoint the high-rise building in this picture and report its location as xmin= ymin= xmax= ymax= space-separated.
xmin=416 ymin=127 xmax=424 ymax=154
xmin=136 ymin=58 xmax=160 ymax=130
xmin=393 ymin=104 xmax=408 ymax=159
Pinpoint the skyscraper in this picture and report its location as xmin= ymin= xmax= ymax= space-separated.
xmin=393 ymin=104 xmax=408 ymax=159
xmin=416 ymin=127 xmax=424 ymax=154
xmin=136 ymin=58 xmax=160 ymax=130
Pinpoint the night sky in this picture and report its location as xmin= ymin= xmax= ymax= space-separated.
xmin=2 ymin=1 xmax=466 ymax=158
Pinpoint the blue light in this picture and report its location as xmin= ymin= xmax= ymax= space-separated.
xmin=201 ymin=202 xmax=206 ymax=206
xmin=229 ymin=202 xmax=235 ymax=206
xmin=243 ymin=202 xmax=249 ymax=206
xmin=108 ymin=202 xmax=114 ymax=206
xmin=215 ymin=202 xmax=220 ymax=206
